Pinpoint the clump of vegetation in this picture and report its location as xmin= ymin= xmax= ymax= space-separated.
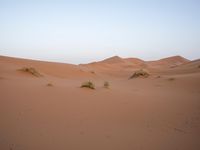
xmin=104 ymin=81 xmax=110 ymax=89
xmin=46 ymin=83 xmax=53 ymax=87
xmin=18 ymin=67 xmax=43 ymax=77
xmin=81 ymin=81 xmax=95 ymax=89
xmin=129 ymin=69 xmax=149 ymax=79
xmin=156 ymin=75 xmax=161 ymax=78
xmin=170 ymin=65 xmax=177 ymax=68
xmin=168 ymin=77 xmax=175 ymax=81
xmin=90 ymin=71 xmax=95 ymax=74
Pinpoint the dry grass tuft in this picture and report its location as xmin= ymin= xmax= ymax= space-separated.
xmin=81 ymin=81 xmax=95 ymax=89
xmin=18 ymin=67 xmax=43 ymax=77
xmin=129 ymin=69 xmax=149 ymax=79
xmin=90 ymin=71 xmax=95 ymax=74
xmin=168 ymin=77 xmax=175 ymax=81
xmin=104 ymin=81 xmax=110 ymax=89
xmin=47 ymin=83 xmax=53 ymax=87
xmin=156 ymin=75 xmax=161 ymax=78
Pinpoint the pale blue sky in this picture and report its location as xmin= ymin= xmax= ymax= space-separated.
xmin=0 ymin=0 xmax=200 ymax=64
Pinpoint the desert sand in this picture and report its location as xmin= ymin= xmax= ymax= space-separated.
xmin=0 ymin=55 xmax=200 ymax=150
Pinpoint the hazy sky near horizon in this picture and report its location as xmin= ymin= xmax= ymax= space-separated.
xmin=0 ymin=0 xmax=200 ymax=64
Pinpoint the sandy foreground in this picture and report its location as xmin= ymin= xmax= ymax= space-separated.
xmin=0 ymin=55 xmax=200 ymax=150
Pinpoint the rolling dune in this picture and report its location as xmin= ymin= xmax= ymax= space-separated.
xmin=0 ymin=55 xmax=200 ymax=150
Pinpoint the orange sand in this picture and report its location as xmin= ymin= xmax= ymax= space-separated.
xmin=0 ymin=55 xmax=200 ymax=150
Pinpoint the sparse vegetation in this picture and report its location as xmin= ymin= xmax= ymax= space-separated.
xmin=90 ymin=71 xmax=95 ymax=74
xmin=170 ymin=65 xmax=177 ymax=68
xmin=168 ymin=77 xmax=175 ymax=81
xmin=156 ymin=75 xmax=161 ymax=78
xmin=81 ymin=81 xmax=95 ymax=89
xmin=104 ymin=81 xmax=110 ymax=89
xmin=18 ymin=67 xmax=43 ymax=77
xmin=47 ymin=83 xmax=53 ymax=87
xmin=129 ymin=69 xmax=149 ymax=79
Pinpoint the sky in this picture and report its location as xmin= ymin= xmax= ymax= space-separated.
xmin=0 ymin=0 xmax=200 ymax=64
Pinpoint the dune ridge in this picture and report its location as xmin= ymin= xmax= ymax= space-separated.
xmin=0 ymin=55 xmax=200 ymax=150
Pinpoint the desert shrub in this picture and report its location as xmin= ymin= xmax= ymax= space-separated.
xmin=170 ymin=65 xmax=177 ymax=68
xmin=156 ymin=75 xmax=161 ymax=78
xmin=81 ymin=81 xmax=95 ymax=89
xmin=168 ymin=77 xmax=175 ymax=81
xmin=104 ymin=81 xmax=110 ymax=88
xmin=129 ymin=69 xmax=149 ymax=79
xmin=90 ymin=71 xmax=95 ymax=74
xmin=47 ymin=83 xmax=53 ymax=87
xmin=18 ymin=67 xmax=43 ymax=77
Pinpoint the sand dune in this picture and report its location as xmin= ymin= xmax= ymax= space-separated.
xmin=146 ymin=55 xmax=190 ymax=68
xmin=167 ymin=59 xmax=200 ymax=74
xmin=0 ymin=55 xmax=200 ymax=150
xmin=0 ymin=56 xmax=95 ymax=79
xmin=81 ymin=55 xmax=190 ymax=78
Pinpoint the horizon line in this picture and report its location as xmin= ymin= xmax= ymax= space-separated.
xmin=0 ymin=54 xmax=194 ymax=65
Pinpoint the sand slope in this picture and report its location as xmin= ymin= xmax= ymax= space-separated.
xmin=81 ymin=55 xmax=190 ymax=78
xmin=0 ymin=55 xmax=200 ymax=150
xmin=147 ymin=55 xmax=190 ymax=68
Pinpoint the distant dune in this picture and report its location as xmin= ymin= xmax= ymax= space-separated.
xmin=80 ymin=55 xmax=192 ymax=78
xmin=0 ymin=55 xmax=200 ymax=150
xmin=146 ymin=55 xmax=190 ymax=68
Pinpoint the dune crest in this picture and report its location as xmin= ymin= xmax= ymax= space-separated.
xmin=0 ymin=55 xmax=200 ymax=150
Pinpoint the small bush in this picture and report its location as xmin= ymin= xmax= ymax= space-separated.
xmin=18 ymin=67 xmax=43 ymax=77
xmin=156 ymin=75 xmax=161 ymax=78
xmin=104 ymin=81 xmax=110 ymax=89
xmin=129 ymin=69 xmax=149 ymax=79
xmin=168 ymin=77 xmax=175 ymax=81
xmin=47 ymin=83 xmax=53 ymax=87
xmin=81 ymin=81 xmax=95 ymax=89
xmin=90 ymin=71 xmax=95 ymax=74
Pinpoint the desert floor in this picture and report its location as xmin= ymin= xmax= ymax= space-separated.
xmin=0 ymin=55 xmax=200 ymax=150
